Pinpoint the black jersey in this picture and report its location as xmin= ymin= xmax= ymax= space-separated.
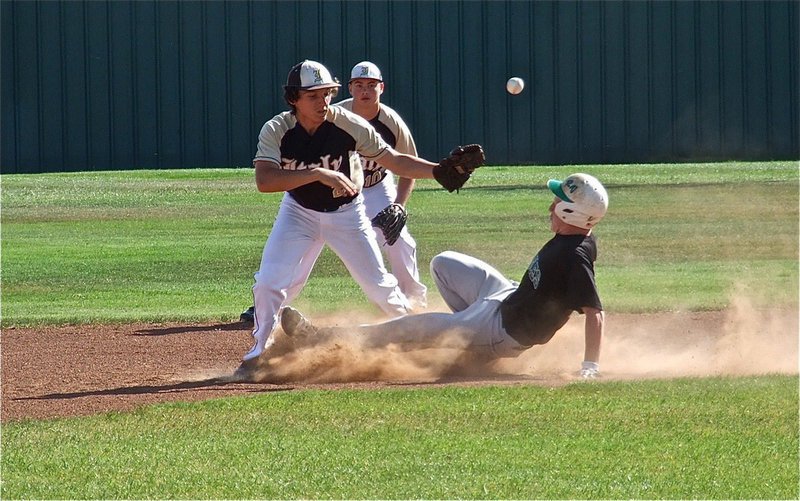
xmin=370 ymin=118 xmax=397 ymax=148
xmin=499 ymin=233 xmax=602 ymax=347
xmin=253 ymin=107 xmax=388 ymax=212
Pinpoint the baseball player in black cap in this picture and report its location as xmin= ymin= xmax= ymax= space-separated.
xmin=239 ymin=61 xmax=427 ymax=325
xmin=237 ymin=60 xmax=483 ymax=377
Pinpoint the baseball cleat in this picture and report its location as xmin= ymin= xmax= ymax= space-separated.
xmin=232 ymin=357 xmax=260 ymax=382
xmin=280 ymin=306 xmax=315 ymax=338
xmin=239 ymin=305 xmax=255 ymax=325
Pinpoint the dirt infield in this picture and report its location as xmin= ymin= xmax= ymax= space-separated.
xmin=3 ymin=302 xmax=797 ymax=422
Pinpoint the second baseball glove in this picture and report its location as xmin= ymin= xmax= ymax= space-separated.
xmin=432 ymin=144 xmax=485 ymax=192
xmin=371 ymin=203 xmax=407 ymax=246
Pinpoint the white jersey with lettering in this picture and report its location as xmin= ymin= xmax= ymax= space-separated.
xmin=244 ymin=106 xmax=410 ymax=362
xmin=334 ymin=98 xmax=427 ymax=308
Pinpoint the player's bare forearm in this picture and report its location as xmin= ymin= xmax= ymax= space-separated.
xmin=254 ymin=160 xmax=356 ymax=196
xmin=255 ymin=160 xmax=316 ymax=192
xmin=378 ymin=150 xmax=436 ymax=180
xmin=583 ymin=307 xmax=604 ymax=363
xmin=394 ymin=177 xmax=416 ymax=206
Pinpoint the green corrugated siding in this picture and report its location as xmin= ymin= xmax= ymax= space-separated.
xmin=2 ymin=0 xmax=798 ymax=173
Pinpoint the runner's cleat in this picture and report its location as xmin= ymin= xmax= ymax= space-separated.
xmin=280 ymin=306 xmax=316 ymax=339
xmin=232 ymin=357 xmax=260 ymax=382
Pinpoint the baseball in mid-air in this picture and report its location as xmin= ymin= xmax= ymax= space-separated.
xmin=506 ymin=77 xmax=525 ymax=95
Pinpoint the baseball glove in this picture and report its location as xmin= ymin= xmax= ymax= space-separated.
xmin=432 ymin=144 xmax=485 ymax=192
xmin=371 ymin=203 xmax=407 ymax=246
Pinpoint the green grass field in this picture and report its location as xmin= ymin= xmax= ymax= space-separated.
xmin=2 ymin=162 xmax=798 ymax=499
xmin=2 ymin=377 xmax=796 ymax=499
xmin=2 ymin=162 xmax=798 ymax=325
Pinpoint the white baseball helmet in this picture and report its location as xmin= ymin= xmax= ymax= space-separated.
xmin=547 ymin=173 xmax=609 ymax=229
xmin=284 ymin=60 xmax=340 ymax=91
xmin=350 ymin=61 xmax=383 ymax=82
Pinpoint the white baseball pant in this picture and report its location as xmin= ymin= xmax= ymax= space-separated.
xmin=354 ymin=251 xmax=527 ymax=358
xmin=244 ymin=193 xmax=410 ymax=361
xmin=361 ymin=172 xmax=427 ymax=309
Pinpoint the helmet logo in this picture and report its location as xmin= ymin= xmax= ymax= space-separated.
xmin=565 ymin=178 xmax=578 ymax=194
xmin=549 ymin=173 xmax=607 ymax=229
xmin=359 ymin=65 xmax=370 ymax=77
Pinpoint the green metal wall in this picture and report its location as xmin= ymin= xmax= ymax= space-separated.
xmin=2 ymin=0 xmax=798 ymax=174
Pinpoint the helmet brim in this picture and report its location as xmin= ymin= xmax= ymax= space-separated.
xmin=548 ymin=179 xmax=572 ymax=202
xmin=349 ymin=77 xmax=383 ymax=83
xmin=303 ymin=83 xmax=341 ymax=90
xmin=285 ymin=83 xmax=341 ymax=91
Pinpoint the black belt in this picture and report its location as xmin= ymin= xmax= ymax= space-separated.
xmin=291 ymin=193 xmax=357 ymax=212
xmin=317 ymin=202 xmax=352 ymax=213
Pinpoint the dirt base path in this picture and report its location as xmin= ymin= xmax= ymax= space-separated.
xmin=3 ymin=304 xmax=797 ymax=422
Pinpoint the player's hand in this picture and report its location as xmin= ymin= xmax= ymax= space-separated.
xmin=579 ymin=361 xmax=600 ymax=379
xmin=316 ymin=169 xmax=358 ymax=197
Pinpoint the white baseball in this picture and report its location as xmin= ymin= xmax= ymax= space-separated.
xmin=506 ymin=77 xmax=525 ymax=95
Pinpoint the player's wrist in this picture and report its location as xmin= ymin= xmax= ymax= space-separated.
xmin=310 ymin=168 xmax=324 ymax=182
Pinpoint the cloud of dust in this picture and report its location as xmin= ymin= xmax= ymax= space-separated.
xmin=248 ymin=310 xmax=483 ymax=384
xmin=504 ymin=293 xmax=798 ymax=381
xmin=248 ymin=295 xmax=798 ymax=384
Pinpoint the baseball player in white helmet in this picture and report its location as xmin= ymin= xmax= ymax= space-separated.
xmin=236 ymin=60 xmax=477 ymax=377
xmin=278 ymin=173 xmax=609 ymax=378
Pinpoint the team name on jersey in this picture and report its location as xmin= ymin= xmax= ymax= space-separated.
xmin=361 ymin=158 xmax=387 ymax=188
xmin=528 ymin=255 xmax=542 ymax=289
xmin=281 ymin=154 xmax=344 ymax=172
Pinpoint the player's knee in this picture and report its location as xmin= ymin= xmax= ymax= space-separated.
xmin=430 ymin=251 xmax=460 ymax=276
